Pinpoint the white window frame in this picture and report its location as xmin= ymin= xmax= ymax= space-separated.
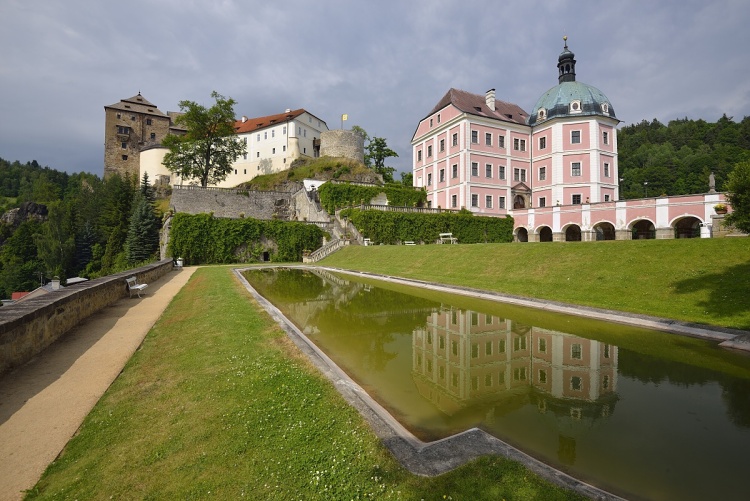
xmin=471 ymin=162 xmax=479 ymax=176
xmin=485 ymin=132 xmax=492 ymax=146
xmin=485 ymin=164 xmax=492 ymax=178
xmin=485 ymin=195 xmax=492 ymax=209
xmin=471 ymin=130 xmax=478 ymax=143
xmin=571 ymin=162 xmax=582 ymax=176
xmin=499 ymin=196 xmax=506 ymax=209
xmin=539 ymin=166 xmax=546 ymax=181
xmin=571 ymin=130 xmax=581 ymax=144
xmin=471 ymin=194 xmax=479 ymax=207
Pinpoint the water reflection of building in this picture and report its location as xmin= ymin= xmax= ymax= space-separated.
xmin=411 ymin=308 xmax=618 ymax=420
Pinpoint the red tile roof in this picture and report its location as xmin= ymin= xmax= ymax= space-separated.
xmin=234 ymin=109 xmax=306 ymax=134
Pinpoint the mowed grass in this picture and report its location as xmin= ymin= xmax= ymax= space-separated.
xmin=321 ymin=237 xmax=750 ymax=330
xmin=27 ymin=267 xmax=584 ymax=500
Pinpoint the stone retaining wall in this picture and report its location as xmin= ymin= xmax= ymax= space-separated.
xmin=0 ymin=259 xmax=173 ymax=375
xmin=171 ymin=186 xmax=295 ymax=220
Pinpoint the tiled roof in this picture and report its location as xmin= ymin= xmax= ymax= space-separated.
xmin=429 ymin=88 xmax=529 ymax=125
xmin=234 ymin=109 xmax=307 ymax=134
xmin=104 ymin=93 xmax=168 ymax=118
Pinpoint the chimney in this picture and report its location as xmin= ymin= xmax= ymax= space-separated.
xmin=485 ymin=89 xmax=496 ymax=111
xmin=241 ymin=116 xmax=248 ymax=123
xmin=285 ymin=108 xmax=292 ymax=113
xmin=50 ymin=276 xmax=61 ymax=291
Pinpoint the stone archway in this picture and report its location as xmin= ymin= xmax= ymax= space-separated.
xmin=514 ymin=195 xmax=526 ymax=209
xmin=593 ymin=222 xmax=616 ymax=241
xmin=674 ymin=216 xmax=702 ymax=238
xmin=632 ymin=220 xmax=655 ymax=240
xmin=539 ymin=226 xmax=553 ymax=242
xmin=516 ymin=227 xmax=528 ymax=242
xmin=565 ymin=225 xmax=581 ymax=242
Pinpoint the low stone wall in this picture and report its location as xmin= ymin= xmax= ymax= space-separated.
xmin=0 ymin=259 xmax=173 ymax=375
xmin=171 ymin=185 xmax=296 ymax=220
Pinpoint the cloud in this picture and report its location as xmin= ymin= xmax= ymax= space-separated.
xmin=1 ymin=0 xmax=748 ymax=177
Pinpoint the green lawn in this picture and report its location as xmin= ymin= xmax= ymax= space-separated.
xmin=321 ymin=237 xmax=750 ymax=330
xmin=27 ymin=267 xmax=584 ymax=500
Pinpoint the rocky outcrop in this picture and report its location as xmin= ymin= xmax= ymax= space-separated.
xmin=1 ymin=202 xmax=48 ymax=228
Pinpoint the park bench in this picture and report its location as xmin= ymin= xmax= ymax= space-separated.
xmin=363 ymin=238 xmax=372 ymax=246
xmin=125 ymin=276 xmax=148 ymax=298
xmin=439 ymin=232 xmax=458 ymax=244
xmin=404 ymin=241 xmax=416 ymax=246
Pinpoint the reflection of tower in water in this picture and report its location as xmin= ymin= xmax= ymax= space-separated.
xmin=411 ymin=308 xmax=619 ymax=462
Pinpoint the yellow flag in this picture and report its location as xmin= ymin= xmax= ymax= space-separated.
xmin=342 ymin=114 xmax=348 ymax=121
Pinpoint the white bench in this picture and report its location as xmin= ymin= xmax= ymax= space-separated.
xmin=363 ymin=238 xmax=372 ymax=246
xmin=439 ymin=233 xmax=458 ymax=244
xmin=126 ymin=276 xmax=148 ymax=298
xmin=404 ymin=241 xmax=416 ymax=246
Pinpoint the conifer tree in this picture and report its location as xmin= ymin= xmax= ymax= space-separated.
xmin=124 ymin=177 xmax=161 ymax=265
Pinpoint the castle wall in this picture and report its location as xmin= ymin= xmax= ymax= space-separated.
xmin=170 ymin=185 xmax=299 ymax=220
xmin=320 ymin=130 xmax=365 ymax=163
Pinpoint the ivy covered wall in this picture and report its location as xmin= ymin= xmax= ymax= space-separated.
xmin=317 ymin=183 xmax=427 ymax=213
xmin=168 ymin=213 xmax=324 ymax=264
xmin=341 ymin=209 xmax=514 ymax=244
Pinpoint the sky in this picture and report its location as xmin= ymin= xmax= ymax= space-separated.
xmin=1 ymin=0 xmax=749 ymax=178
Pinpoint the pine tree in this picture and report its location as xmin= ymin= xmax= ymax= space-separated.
xmin=124 ymin=176 xmax=161 ymax=265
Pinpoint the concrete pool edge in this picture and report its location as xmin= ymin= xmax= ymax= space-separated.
xmin=317 ymin=266 xmax=750 ymax=349
xmin=233 ymin=267 xmax=627 ymax=501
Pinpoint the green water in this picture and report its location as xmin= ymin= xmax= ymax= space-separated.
xmin=244 ymin=267 xmax=750 ymax=501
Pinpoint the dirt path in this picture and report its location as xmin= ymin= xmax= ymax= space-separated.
xmin=0 ymin=267 xmax=197 ymax=501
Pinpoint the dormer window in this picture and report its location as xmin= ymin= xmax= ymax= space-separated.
xmin=601 ymin=103 xmax=609 ymax=114
xmin=537 ymin=109 xmax=546 ymax=120
xmin=569 ymin=100 xmax=582 ymax=113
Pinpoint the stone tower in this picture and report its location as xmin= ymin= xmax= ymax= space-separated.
xmin=103 ymin=93 xmax=183 ymax=179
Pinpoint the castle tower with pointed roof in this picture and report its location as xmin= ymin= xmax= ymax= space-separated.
xmin=103 ymin=93 xmax=185 ymax=179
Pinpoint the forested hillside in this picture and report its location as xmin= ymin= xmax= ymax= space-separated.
xmin=0 ymin=158 xmax=160 ymax=298
xmin=617 ymin=115 xmax=750 ymax=198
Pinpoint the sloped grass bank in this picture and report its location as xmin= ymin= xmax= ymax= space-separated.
xmin=27 ymin=267 xmax=583 ymax=500
xmin=321 ymin=237 xmax=750 ymax=330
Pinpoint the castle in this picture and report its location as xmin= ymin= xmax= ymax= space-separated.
xmin=413 ymin=39 xmax=729 ymax=241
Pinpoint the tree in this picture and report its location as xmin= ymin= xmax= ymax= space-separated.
xmin=351 ymin=126 xmax=398 ymax=183
xmin=400 ymin=171 xmax=413 ymax=187
xmin=162 ymin=91 xmax=246 ymax=187
xmin=124 ymin=175 xmax=161 ymax=264
xmin=724 ymin=161 xmax=750 ymax=233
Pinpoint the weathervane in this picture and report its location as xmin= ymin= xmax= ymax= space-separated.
xmin=563 ymin=35 xmax=568 ymax=49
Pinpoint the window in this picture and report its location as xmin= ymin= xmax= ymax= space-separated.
xmin=539 ymin=369 xmax=548 ymax=384
xmin=150 ymin=133 xmax=156 ymax=140
xmin=539 ymin=166 xmax=546 ymax=181
xmin=471 ymin=162 xmax=478 ymax=176
xmin=499 ymin=196 xmax=506 ymax=209
xmin=117 ymin=126 xmax=130 ymax=134
xmin=471 ymin=343 xmax=479 ymax=358
xmin=427 ymin=145 xmax=433 ymax=157
xmin=498 ymin=135 xmax=505 ymax=148
xmin=514 ymin=168 xmax=526 ymax=183
xmin=485 ymin=164 xmax=492 ymax=177
xmin=451 ymin=194 xmax=457 ymax=208
xmin=513 ymin=335 xmax=527 ymax=351
xmin=498 ymin=165 xmax=506 ymax=180
xmin=485 ymin=341 xmax=493 ymax=356
xmin=514 ymin=138 xmax=526 ymax=151
xmin=571 ymin=376 xmax=582 ymax=391
xmin=418 ymin=150 xmax=422 ymax=161
xmin=514 ymin=367 xmax=527 ymax=381
xmin=571 ymin=130 xmax=581 ymax=144
xmin=570 ymin=100 xmax=582 ymax=113
xmin=264 ymin=132 xmax=268 ymax=139
xmin=452 ymin=340 xmax=458 ymax=355
xmin=283 ymin=126 xmax=286 ymax=134
xmin=485 ymin=373 xmax=492 ymax=386
xmin=471 ymin=130 xmax=478 ymax=143
xmin=439 ymin=336 xmax=445 ymax=349
xmin=571 ymin=162 xmax=582 ymax=176
xmin=243 ymin=153 xmax=247 ymax=160
xmin=257 ymin=152 xmax=260 ymax=158
xmin=452 ymin=133 xmax=458 ymax=146
xmin=572 ymin=194 xmax=582 ymax=205
xmin=116 ymin=113 xmax=121 ymax=119
xmin=283 ymin=145 xmax=286 ymax=152
xmin=272 ymin=130 xmax=275 ymax=138
xmin=427 ymin=173 xmax=432 ymax=186
xmin=604 ymin=194 xmax=611 ymax=202
xmin=429 ymin=118 xmax=433 ymax=127
xmin=539 ymin=136 xmax=546 ymax=149
xmin=272 ymin=148 xmax=276 ymax=154
xmin=539 ymin=197 xmax=546 ymax=208
xmin=603 ymin=131 xmax=609 ymax=144
xmin=146 ymin=118 xmax=152 ymax=125
xmin=499 ymin=339 xmax=506 ymax=353
xmin=121 ymin=154 xmax=128 ymax=160
xmin=234 ymin=169 xmax=237 ymax=175
xmin=485 ymin=132 xmax=492 ymax=146
xmin=604 ymin=162 xmax=610 ymax=177
xmin=437 ymin=113 xmax=441 ymax=123
xmin=452 ymin=164 xmax=458 ymax=178
xmin=121 ymin=142 xmax=127 ymax=149
xmin=603 ymin=375 xmax=610 ymax=390
xmin=439 ymin=139 xmax=445 ymax=152
xmin=471 ymin=194 xmax=479 ymax=207
xmin=439 ymin=169 xmax=445 ymax=182
xmin=257 ymin=134 xmax=261 ymax=141
xmin=485 ymin=195 xmax=493 ymax=208
xmin=604 ymin=344 xmax=611 ymax=358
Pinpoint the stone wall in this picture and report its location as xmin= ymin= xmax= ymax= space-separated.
xmin=171 ymin=185 xmax=297 ymax=220
xmin=0 ymin=259 xmax=173 ymax=375
xmin=320 ymin=130 xmax=365 ymax=163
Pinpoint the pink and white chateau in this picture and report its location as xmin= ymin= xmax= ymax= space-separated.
xmin=412 ymin=39 xmax=729 ymax=241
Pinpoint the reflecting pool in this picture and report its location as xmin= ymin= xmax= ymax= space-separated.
xmin=243 ymin=267 xmax=750 ymax=501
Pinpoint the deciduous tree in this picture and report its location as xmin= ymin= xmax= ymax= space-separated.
xmin=162 ymin=91 xmax=246 ymax=187
xmin=724 ymin=161 xmax=750 ymax=233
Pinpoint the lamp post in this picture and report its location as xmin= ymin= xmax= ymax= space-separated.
xmin=644 ymin=181 xmax=649 ymax=198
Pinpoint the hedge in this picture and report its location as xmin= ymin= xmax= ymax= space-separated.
xmin=340 ymin=209 xmax=514 ymax=244
xmin=317 ymin=182 xmax=427 ymax=213
xmin=168 ymin=213 xmax=324 ymax=264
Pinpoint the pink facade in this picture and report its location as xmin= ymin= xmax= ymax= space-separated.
xmin=412 ymin=42 xmax=731 ymax=241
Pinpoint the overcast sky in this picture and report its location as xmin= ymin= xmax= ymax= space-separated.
xmin=2 ymin=0 xmax=749 ymax=178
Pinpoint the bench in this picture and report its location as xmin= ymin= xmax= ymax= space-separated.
xmin=439 ymin=232 xmax=458 ymax=244
xmin=404 ymin=241 xmax=416 ymax=246
xmin=126 ymin=276 xmax=148 ymax=298
xmin=363 ymin=238 xmax=372 ymax=246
